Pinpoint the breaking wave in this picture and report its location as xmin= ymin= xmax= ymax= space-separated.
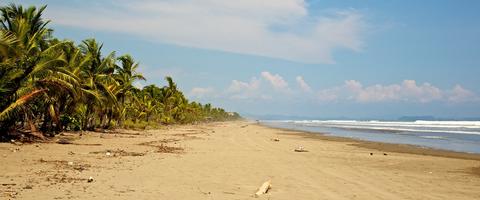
xmin=270 ymin=120 xmax=480 ymax=135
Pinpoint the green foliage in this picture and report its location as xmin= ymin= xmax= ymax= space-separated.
xmin=60 ymin=114 xmax=80 ymax=131
xmin=0 ymin=4 xmax=240 ymax=139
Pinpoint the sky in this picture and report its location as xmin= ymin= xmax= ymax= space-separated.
xmin=7 ymin=0 xmax=480 ymax=119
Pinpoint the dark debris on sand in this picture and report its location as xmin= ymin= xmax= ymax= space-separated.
xmin=89 ymin=149 xmax=145 ymax=157
xmin=38 ymin=159 xmax=91 ymax=172
xmin=138 ymin=139 xmax=183 ymax=153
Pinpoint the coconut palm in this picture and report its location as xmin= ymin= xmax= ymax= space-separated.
xmin=114 ymin=54 xmax=145 ymax=124
xmin=0 ymin=4 xmax=71 ymax=137
xmin=78 ymin=39 xmax=118 ymax=130
xmin=0 ymin=3 xmax=240 ymax=140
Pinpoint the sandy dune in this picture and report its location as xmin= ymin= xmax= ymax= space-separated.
xmin=1 ymin=121 xmax=479 ymax=199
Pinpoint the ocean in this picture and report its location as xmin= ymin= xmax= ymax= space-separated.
xmin=260 ymin=120 xmax=480 ymax=154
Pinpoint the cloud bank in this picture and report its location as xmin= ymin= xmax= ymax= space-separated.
xmin=45 ymin=0 xmax=366 ymax=63
xmin=318 ymin=80 xmax=477 ymax=103
xmin=190 ymin=72 xmax=478 ymax=104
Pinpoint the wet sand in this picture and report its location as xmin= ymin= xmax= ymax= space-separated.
xmin=1 ymin=121 xmax=479 ymax=199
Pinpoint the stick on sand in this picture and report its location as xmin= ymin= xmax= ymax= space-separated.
xmin=255 ymin=179 xmax=272 ymax=197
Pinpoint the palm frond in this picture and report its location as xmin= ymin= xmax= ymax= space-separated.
xmin=0 ymin=88 xmax=45 ymax=121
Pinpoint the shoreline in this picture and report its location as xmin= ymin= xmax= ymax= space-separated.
xmin=1 ymin=121 xmax=480 ymax=199
xmin=262 ymin=123 xmax=480 ymax=178
xmin=262 ymin=123 xmax=480 ymax=162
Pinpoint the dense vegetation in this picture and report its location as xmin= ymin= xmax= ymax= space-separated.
xmin=0 ymin=4 xmax=240 ymax=140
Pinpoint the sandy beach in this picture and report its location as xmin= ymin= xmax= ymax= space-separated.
xmin=1 ymin=120 xmax=479 ymax=199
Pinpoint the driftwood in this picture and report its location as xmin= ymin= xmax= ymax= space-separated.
xmin=294 ymin=146 xmax=308 ymax=152
xmin=27 ymin=131 xmax=45 ymax=140
xmin=56 ymin=138 xmax=73 ymax=144
xmin=255 ymin=180 xmax=271 ymax=197
xmin=16 ymin=129 xmax=45 ymax=140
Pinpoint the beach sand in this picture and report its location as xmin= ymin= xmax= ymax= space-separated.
xmin=1 ymin=121 xmax=479 ymax=199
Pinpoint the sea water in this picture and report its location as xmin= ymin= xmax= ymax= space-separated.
xmin=260 ymin=120 xmax=480 ymax=154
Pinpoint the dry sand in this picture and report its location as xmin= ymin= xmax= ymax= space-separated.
xmin=1 ymin=121 xmax=479 ymax=199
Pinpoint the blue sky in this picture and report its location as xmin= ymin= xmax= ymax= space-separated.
xmin=9 ymin=0 xmax=480 ymax=119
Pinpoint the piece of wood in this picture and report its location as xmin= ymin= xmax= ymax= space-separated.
xmin=294 ymin=146 xmax=308 ymax=152
xmin=255 ymin=179 xmax=271 ymax=197
xmin=56 ymin=138 xmax=73 ymax=144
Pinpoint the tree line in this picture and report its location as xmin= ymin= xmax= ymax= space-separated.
xmin=0 ymin=4 xmax=240 ymax=140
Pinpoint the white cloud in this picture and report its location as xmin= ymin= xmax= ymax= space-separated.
xmin=227 ymin=78 xmax=260 ymax=93
xmin=226 ymin=71 xmax=291 ymax=100
xmin=261 ymin=71 xmax=289 ymax=90
xmin=193 ymin=75 xmax=478 ymax=105
xmin=296 ymin=76 xmax=312 ymax=92
xmin=318 ymin=80 xmax=477 ymax=103
xmin=226 ymin=77 xmax=265 ymax=100
xmin=189 ymin=87 xmax=215 ymax=99
xmin=45 ymin=0 xmax=366 ymax=63
xmin=447 ymin=85 xmax=477 ymax=103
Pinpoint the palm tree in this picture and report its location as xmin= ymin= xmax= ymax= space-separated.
xmin=114 ymin=54 xmax=145 ymax=125
xmin=0 ymin=3 xmax=239 ymax=140
xmin=78 ymin=39 xmax=118 ymax=130
xmin=0 ymin=4 xmax=70 ymax=138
